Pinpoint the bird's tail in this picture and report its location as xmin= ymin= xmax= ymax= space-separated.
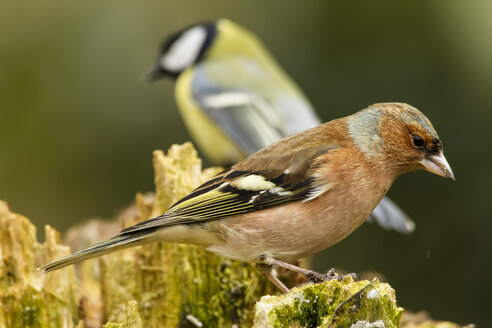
xmin=38 ymin=229 xmax=156 ymax=273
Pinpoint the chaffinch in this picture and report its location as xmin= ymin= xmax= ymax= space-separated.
xmin=41 ymin=102 xmax=454 ymax=293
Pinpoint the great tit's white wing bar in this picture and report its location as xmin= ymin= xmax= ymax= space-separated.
xmin=367 ymin=197 xmax=416 ymax=234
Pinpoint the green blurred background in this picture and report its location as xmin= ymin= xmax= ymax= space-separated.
xmin=1 ymin=1 xmax=490 ymax=325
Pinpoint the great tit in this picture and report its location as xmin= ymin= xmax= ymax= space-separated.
xmin=145 ymin=18 xmax=415 ymax=234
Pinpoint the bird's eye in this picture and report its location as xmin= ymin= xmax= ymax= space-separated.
xmin=412 ymin=135 xmax=425 ymax=148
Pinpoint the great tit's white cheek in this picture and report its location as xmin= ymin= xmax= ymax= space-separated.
xmin=161 ymin=26 xmax=207 ymax=73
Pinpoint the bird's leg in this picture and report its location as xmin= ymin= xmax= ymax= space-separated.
xmin=266 ymin=258 xmax=328 ymax=282
xmin=264 ymin=258 xmax=360 ymax=282
xmin=255 ymin=263 xmax=290 ymax=294
xmin=258 ymin=255 xmax=359 ymax=287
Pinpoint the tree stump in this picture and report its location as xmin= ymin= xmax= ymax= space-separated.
xmin=0 ymin=143 xmax=473 ymax=328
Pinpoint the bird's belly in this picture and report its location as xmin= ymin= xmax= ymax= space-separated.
xmin=205 ymin=188 xmax=381 ymax=263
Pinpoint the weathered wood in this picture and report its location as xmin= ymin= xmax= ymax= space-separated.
xmin=0 ymin=201 xmax=82 ymax=328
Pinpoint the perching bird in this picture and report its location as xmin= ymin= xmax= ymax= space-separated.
xmin=145 ymin=18 xmax=415 ymax=234
xmin=41 ymin=103 xmax=454 ymax=293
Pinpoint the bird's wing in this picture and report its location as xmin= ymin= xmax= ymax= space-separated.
xmin=198 ymin=90 xmax=285 ymax=155
xmin=190 ymin=60 xmax=320 ymax=155
xmin=121 ymin=135 xmax=336 ymax=234
xmin=367 ymin=197 xmax=415 ymax=234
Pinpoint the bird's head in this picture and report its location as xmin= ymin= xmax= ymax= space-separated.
xmin=347 ymin=102 xmax=454 ymax=180
xmin=144 ymin=21 xmax=218 ymax=81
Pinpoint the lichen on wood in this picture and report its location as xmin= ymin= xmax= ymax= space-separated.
xmin=0 ymin=201 xmax=82 ymax=328
xmin=102 ymin=300 xmax=141 ymax=328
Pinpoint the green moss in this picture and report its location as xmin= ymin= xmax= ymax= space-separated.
xmin=20 ymin=290 xmax=44 ymax=328
xmin=104 ymin=324 xmax=121 ymax=328
xmin=254 ymin=278 xmax=404 ymax=328
xmin=0 ymin=203 xmax=81 ymax=328
xmin=103 ymin=300 xmax=142 ymax=328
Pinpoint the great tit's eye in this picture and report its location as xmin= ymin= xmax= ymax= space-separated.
xmin=412 ymin=134 xmax=425 ymax=148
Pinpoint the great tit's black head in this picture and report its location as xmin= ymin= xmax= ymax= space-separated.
xmin=145 ymin=22 xmax=217 ymax=81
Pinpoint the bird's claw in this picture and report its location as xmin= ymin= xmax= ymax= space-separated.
xmin=328 ymin=268 xmax=360 ymax=282
xmin=307 ymin=268 xmax=360 ymax=282
xmin=305 ymin=268 xmax=339 ymax=282
xmin=305 ymin=271 xmax=329 ymax=283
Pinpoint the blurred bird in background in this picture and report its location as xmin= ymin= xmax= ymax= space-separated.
xmin=41 ymin=103 xmax=454 ymax=293
xmin=145 ymin=18 xmax=416 ymax=234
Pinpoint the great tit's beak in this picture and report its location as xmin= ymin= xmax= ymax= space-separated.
xmin=420 ymin=152 xmax=455 ymax=181
xmin=141 ymin=65 xmax=166 ymax=83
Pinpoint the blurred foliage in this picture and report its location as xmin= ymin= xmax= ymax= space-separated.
xmin=0 ymin=1 xmax=490 ymax=326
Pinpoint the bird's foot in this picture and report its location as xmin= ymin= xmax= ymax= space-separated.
xmin=305 ymin=268 xmax=360 ymax=283
xmin=257 ymin=257 xmax=360 ymax=293
xmin=305 ymin=271 xmax=329 ymax=283
xmin=324 ymin=268 xmax=360 ymax=281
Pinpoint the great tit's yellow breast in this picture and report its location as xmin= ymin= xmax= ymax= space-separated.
xmin=175 ymin=68 xmax=246 ymax=164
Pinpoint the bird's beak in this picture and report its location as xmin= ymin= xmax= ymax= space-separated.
xmin=141 ymin=65 xmax=166 ymax=83
xmin=420 ymin=152 xmax=455 ymax=180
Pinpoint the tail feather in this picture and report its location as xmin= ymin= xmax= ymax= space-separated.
xmin=38 ymin=230 xmax=155 ymax=273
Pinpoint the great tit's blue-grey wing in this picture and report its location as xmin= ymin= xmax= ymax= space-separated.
xmin=367 ymin=197 xmax=415 ymax=234
xmin=199 ymin=90 xmax=285 ymax=155
xmin=190 ymin=59 xmax=320 ymax=155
